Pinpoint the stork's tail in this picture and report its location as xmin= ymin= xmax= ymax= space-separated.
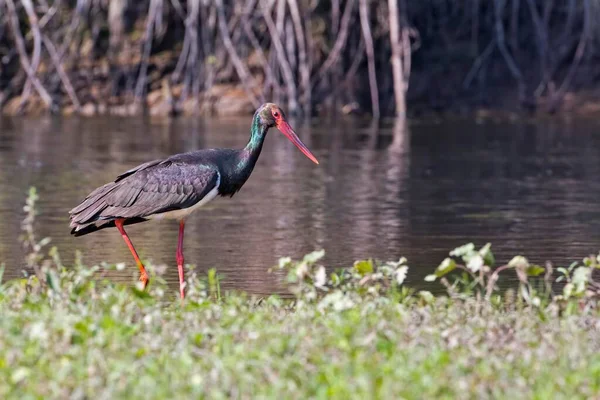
xmin=69 ymin=182 xmax=131 ymax=237
xmin=70 ymin=218 xmax=147 ymax=237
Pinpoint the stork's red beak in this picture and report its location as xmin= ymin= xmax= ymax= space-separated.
xmin=276 ymin=120 xmax=319 ymax=164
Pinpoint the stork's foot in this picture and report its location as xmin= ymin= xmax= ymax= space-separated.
xmin=177 ymin=220 xmax=186 ymax=301
xmin=115 ymin=219 xmax=150 ymax=291
xmin=179 ymin=279 xmax=186 ymax=300
xmin=139 ymin=272 xmax=150 ymax=289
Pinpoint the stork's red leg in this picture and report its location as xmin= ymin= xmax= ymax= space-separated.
xmin=176 ymin=220 xmax=186 ymax=299
xmin=115 ymin=218 xmax=149 ymax=289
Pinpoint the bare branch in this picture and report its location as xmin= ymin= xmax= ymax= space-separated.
xmin=213 ymin=0 xmax=259 ymax=108
xmin=260 ymin=0 xmax=299 ymax=113
xmin=287 ymin=0 xmax=310 ymax=115
xmin=359 ymin=0 xmax=380 ymax=118
xmin=388 ymin=0 xmax=412 ymax=118
xmin=42 ymin=35 xmax=82 ymax=111
xmin=464 ymin=39 xmax=496 ymax=89
xmin=135 ymin=0 xmax=163 ymax=104
xmin=314 ymin=0 xmax=355 ymax=83
xmin=493 ymin=0 xmax=525 ymax=101
xmin=5 ymin=0 xmax=54 ymax=110
xmin=241 ymin=0 xmax=276 ymax=103
xmin=548 ymin=0 xmax=591 ymax=112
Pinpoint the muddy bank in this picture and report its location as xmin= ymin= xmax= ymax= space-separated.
xmin=4 ymin=80 xmax=600 ymax=119
xmin=1 ymin=80 xmax=257 ymax=118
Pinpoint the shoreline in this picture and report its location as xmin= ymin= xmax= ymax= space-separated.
xmin=4 ymin=82 xmax=600 ymax=120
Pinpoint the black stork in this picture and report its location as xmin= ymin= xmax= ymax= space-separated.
xmin=69 ymin=103 xmax=319 ymax=299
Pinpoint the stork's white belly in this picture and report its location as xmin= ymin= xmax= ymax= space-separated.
xmin=147 ymin=176 xmax=220 ymax=221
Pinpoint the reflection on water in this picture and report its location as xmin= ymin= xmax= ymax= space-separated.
xmin=1 ymin=115 xmax=600 ymax=295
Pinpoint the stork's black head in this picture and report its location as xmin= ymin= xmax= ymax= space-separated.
xmin=253 ymin=103 xmax=319 ymax=164
xmin=256 ymin=102 xmax=285 ymax=128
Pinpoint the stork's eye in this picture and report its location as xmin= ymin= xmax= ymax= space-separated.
xmin=272 ymin=110 xmax=280 ymax=119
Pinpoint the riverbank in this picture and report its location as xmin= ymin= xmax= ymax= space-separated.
xmin=2 ymin=189 xmax=600 ymax=398
xmin=2 ymin=257 xmax=600 ymax=398
xmin=5 ymin=79 xmax=600 ymax=119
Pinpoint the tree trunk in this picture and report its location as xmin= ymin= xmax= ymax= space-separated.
xmin=358 ymin=0 xmax=380 ymax=118
xmin=261 ymin=0 xmax=299 ymax=114
xmin=287 ymin=0 xmax=310 ymax=116
xmin=215 ymin=0 xmax=260 ymax=108
xmin=108 ymin=0 xmax=127 ymax=63
xmin=388 ymin=0 xmax=410 ymax=118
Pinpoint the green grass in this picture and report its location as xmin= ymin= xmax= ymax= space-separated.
xmin=2 ymin=188 xmax=600 ymax=398
xmin=0 ymin=252 xmax=599 ymax=399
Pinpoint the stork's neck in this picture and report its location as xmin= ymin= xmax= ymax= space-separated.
xmin=223 ymin=114 xmax=268 ymax=195
xmin=238 ymin=113 xmax=267 ymax=169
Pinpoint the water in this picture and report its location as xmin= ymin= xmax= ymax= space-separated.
xmin=1 ymin=115 xmax=600 ymax=295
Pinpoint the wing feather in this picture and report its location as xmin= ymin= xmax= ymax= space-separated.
xmin=69 ymin=161 xmax=219 ymax=232
xmin=115 ymin=159 xmax=166 ymax=182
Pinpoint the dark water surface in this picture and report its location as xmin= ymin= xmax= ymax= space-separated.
xmin=1 ymin=115 xmax=600 ymax=295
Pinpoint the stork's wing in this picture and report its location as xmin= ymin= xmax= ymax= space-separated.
xmin=115 ymin=158 xmax=166 ymax=182
xmin=69 ymin=161 xmax=220 ymax=230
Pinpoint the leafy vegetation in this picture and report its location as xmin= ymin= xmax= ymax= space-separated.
xmin=1 ymin=188 xmax=600 ymax=398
